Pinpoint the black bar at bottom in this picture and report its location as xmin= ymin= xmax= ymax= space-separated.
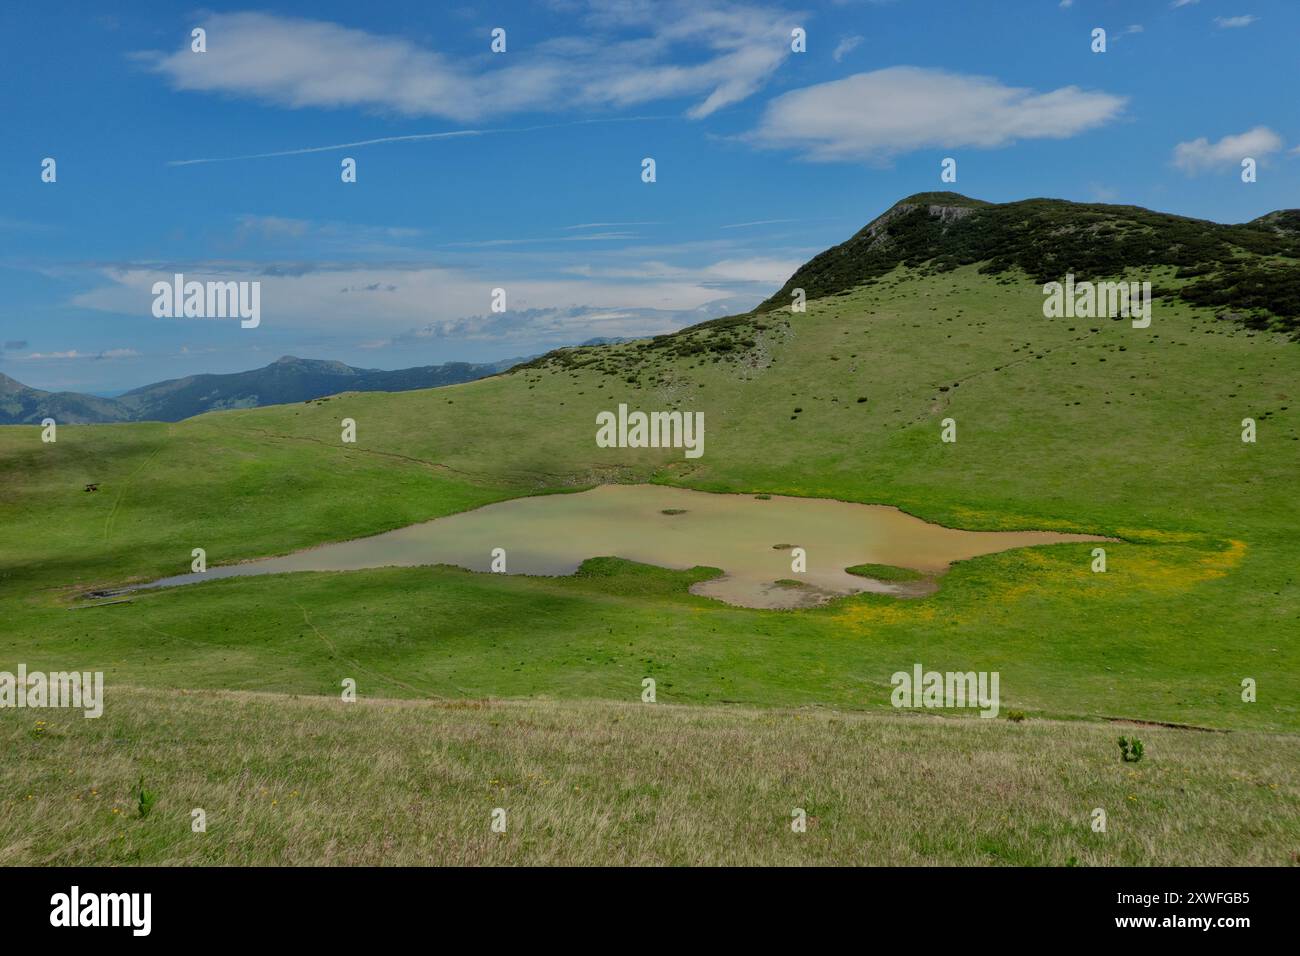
xmin=0 ymin=865 xmax=1284 ymax=941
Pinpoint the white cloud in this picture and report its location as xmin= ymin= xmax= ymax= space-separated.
xmin=68 ymin=253 xmax=793 ymax=343
xmin=1170 ymin=0 xmax=1198 ymax=8
xmin=832 ymin=35 xmax=863 ymax=62
xmin=703 ymin=258 xmax=800 ymax=283
xmin=1172 ymin=126 xmax=1283 ymax=174
xmin=378 ymin=301 xmax=747 ymax=347
xmin=746 ymin=67 xmax=1126 ymax=162
xmin=20 ymin=350 xmax=84 ymax=360
xmin=137 ymin=5 xmax=798 ymax=123
xmin=1214 ymin=15 xmax=1258 ymax=28
xmin=19 ymin=348 xmax=140 ymax=361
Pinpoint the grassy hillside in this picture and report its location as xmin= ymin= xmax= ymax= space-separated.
xmin=3 ymin=687 xmax=1296 ymax=866
xmin=2 ymin=258 xmax=1296 ymax=732
xmin=759 ymin=192 xmax=1300 ymax=334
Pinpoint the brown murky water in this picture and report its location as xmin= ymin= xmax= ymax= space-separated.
xmin=135 ymin=484 xmax=1105 ymax=609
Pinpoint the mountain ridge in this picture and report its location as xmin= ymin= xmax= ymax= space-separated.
xmin=756 ymin=192 xmax=1300 ymax=335
xmin=0 ymin=354 xmax=528 ymax=425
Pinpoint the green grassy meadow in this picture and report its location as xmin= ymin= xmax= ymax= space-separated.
xmin=2 ymin=265 xmax=1297 ymax=863
xmin=3 ymin=687 xmax=1296 ymax=866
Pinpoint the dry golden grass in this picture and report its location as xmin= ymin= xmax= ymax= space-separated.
xmin=2 ymin=687 xmax=1296 ymax=866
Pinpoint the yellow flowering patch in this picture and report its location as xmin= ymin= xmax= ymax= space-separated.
xmin=826 ymin=535 xmax=1247 ymax=629
xmin=947 ymin=506 xmax=1089 ymax=534
xmin=829 ymin=598 xmax=939 ymax=629
xmin=1013 ymin=538 xmax=1246 ymax=602
xmin=1198 ymin=539 xmax=1247 ymax=579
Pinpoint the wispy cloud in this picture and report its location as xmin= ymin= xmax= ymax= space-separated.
xmin=235 ymin=215 xmax=312 ymax=240
xmin=441 ymin=232 xmax=639 ymax=248
xmin=720 ymin=218 xmax=810 ymax=229
xmin=563 ymin=221 xmax=663 ymax=230
xmin=1214 ymin=14 xmax=1258 ymax=28
xmin=1172 ymin=126 xmax=1283 ymax=174
xmin=20 ymin=350 xmax=85 ymax=361
xmin=168 ymin=116 xmax=673 ymax=166
xmin=746 ymin=67 xmax=1126 ymax=162
xmin=832 ymin=35 xmax=863 ymax=62
xmin=0 ymin=216 xmax=59 ymax=233
xmin=19 ymin=348 xmax=140 ymax=361
xmin=139 ymin=5 xmax=800 ymax=128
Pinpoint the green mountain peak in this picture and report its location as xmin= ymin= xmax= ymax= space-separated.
xmin=758 ymin=193 xmax=1300 ymax=334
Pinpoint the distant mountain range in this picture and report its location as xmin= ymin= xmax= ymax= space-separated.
xmin=0 ymin=354 xmax=529 ymax=424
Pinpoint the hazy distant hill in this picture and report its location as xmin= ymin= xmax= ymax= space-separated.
xmin=0 ymin=374 xmax=124 ymax=425
xmin=0 ymin=354 xmax=526 ymax=425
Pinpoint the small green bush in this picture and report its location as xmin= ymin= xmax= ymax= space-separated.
xmin=1118 ymin=736 xmax=1144 ymax=763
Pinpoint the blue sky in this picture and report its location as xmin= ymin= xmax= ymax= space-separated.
xmin=2 ymin=0 xmax=1296 ymax=393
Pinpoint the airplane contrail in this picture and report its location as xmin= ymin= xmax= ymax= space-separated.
xmin=168 ymin=115 xmax=676 ymax=167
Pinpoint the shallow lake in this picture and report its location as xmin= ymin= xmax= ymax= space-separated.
xmin=134 ymin=484 xmax=1106 ymax=609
